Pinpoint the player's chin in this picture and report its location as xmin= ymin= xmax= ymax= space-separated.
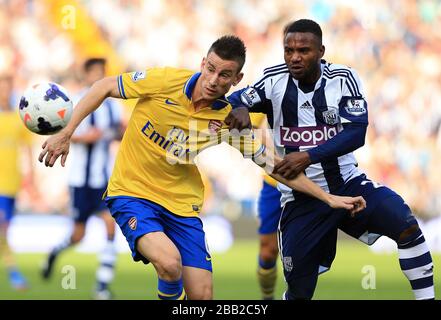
xmin=289 ymin=68 xmax=305 ymax=80
xmin=204 ymin=86 xmax=221 ymax=97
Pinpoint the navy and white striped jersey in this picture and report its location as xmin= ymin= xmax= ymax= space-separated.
xmin=68 ymin=89 xmax=123 ymax=189
xmin=238 ymin=60 xmax=368 ymax=206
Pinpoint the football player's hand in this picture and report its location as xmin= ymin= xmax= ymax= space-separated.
xmin=224 ymin=106 xmax=252 ymax=131
xmin=273 ymin=151 xmax=311 ymax=180
xmin=38 ymin=130 xmax=71 ymax=167
xmin=328 ymin=195 xmax=366 ymax=217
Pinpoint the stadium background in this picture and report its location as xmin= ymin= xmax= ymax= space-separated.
xmin=0 ymin=0 xmax=440 ymax=299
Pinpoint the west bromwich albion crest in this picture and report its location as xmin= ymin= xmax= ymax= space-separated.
xmin=322 ymin=109 xmax=339 ymax=125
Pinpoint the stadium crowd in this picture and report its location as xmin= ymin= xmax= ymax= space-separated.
xmin=1 ymin=0 xmax=440 ymax=219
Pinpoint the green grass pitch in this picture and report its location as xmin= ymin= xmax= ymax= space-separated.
xmin=1 ymin=240 xmax=439 ymax=300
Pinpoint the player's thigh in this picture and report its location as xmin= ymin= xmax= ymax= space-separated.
xmin=98 ymin=209 xmax=115 ymax=234
xmin=162 ymin=213 xmax=212 ymax=273
xmin=105 ymin=197 xmax=167 ymax=264
xmin=279 ymin=201 xmax=341 ymax=282
xmin=339 ymin=177 xmax=419 ymax=243
xmin=182 ymin=266 xmax=213 ymax=300
xmin=366 ymin=194 xmax=419 ymax=243
xmin=136 ymin=231 xmax=181 ymax=265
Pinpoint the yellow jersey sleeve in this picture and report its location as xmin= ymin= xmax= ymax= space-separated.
xmin=250 ymin=113 xmax=266 ymax=128
xmin=117 ymin=67 xmax=167 ymax=99
xmin=217 ymin=128 xmax=265 ymax=160
xmin=263 ymin=174 xmax=278 ymax=187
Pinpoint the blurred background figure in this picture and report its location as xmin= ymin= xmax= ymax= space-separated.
xmin=41 ymin=58 xmax=123 ymax=300
xmin=256 ymin=174 xmax=282 ymax=300
xmin=0 ymin=73 xmax=34 ymax=291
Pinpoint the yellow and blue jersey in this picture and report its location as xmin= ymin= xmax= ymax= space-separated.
xmin=107 ymin=67 xmax=264 ymax=217
xmin=0 ymin=111 xmax=33 ymax=196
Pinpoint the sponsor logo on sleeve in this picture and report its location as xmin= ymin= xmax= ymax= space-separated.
xmin=131 ymin=71 xmax=146 ymax=82
xmin=240 ymin=87 xmax=261 ymax=107
xmin=345 ymin=99 xmax=366 ymax=116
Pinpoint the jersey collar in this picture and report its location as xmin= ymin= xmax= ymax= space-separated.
xmin=183 ymin=72 xmax=229 ymax=110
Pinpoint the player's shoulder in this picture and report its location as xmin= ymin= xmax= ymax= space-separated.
xmin=323 ymin=61 xmax=360 ymax=78
xmin=262 ymin=63 xmax=289 ymax=78
xmin=255 ymin=62 xmax=289 ymax=88
xmin=162 ymin=66 xmax=194 ymax=77
xmin=131 ymin=66 xmax=193 ymax=80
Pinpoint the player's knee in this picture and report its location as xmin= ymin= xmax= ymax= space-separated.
xmin=285 ymin=272 xmax=318 ymax=300
xmin=260 ymin=245 xmax=279 ymax=263
xmin=260 ymin=237 xmax=279 ymax=262
xmin=286 ymin=282 xmax=314 ymax=300
xmin=188 ymin=282 xmax=212 ymax=300
xmin=398 ymin=224 xmax=421 ymax=244
xmin=156 ymin=257 xmax=182 ymax=281
xmin=71 ymin=226 xmax=85 ymax=243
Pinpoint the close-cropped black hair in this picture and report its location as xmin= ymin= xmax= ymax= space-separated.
xmin=84 ymin=58 xmax=106 ymax=72
xmin=284 ymin=19 xmax=323 ymax=44
xmin=208 ymin=35 xmax=246 ymax=72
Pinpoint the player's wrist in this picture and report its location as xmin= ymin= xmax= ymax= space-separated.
xmin=61 ymin=125 xmax=75 ymax=139
xmin=324 ymin=194 xmax=334 ymax=207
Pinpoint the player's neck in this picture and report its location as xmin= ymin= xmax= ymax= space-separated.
xmin=191 ymin=84 xmax=213 ymax=112
xmin=297 ymin=65 xmax=322 ymax=88
xmin=193 ymin=98 xmax=213 ymax=112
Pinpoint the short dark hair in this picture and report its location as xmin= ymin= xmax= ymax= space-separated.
xmin=284 ymin=19 xmax=322 ymax=44
xmin=208 ymin=35 xmax=246 ymax=72
xmin=84 ymin=58 xmax=106 ymax=72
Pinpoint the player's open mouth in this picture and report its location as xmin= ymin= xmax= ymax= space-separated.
xmin=205 ymin=87 xmax=217 ymax=94
xmin=291 ymin=65 xmax=303 ymax=72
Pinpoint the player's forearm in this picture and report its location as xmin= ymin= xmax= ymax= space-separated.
xmin=269 ymin=172 xmax=332 ymax=205
xmin=256 ymin=148 xmax=332 ymax=205
xmin=63 ymin=77 xmax=118 ymax=138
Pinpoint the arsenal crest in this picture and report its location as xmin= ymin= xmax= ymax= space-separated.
xmin=128 ymin=217 xmax=137 ymax=230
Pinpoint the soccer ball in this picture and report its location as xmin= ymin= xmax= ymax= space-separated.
xmin=18 ymin=82 xmax=73 ymax=135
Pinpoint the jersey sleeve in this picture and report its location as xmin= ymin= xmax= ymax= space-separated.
xmin=117 ymin=67 xmax=167 ymax=99
xmin=217 ymin=128 xmax=266 ymax=160
xmin=338 ymin=68 xmax=368 ymax=125
xmin=228 ymin=72 xmax=273 ymax=114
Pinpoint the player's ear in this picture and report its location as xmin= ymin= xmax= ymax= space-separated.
xmin=200 ymin=57 xmax=207 ymax=71
xmin=319 ymin=45 xmax=325 ymax=58
xmin=233 ymin=72 xmax=244 ymax=86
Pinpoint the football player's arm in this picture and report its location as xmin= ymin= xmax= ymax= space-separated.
xmin=225 ymin=87 xmax=270 ymax=130
xmin=254 ymin=146 xmax=365 ymax=215
xmin=38 ymin=76 xmax=121 ymax=167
